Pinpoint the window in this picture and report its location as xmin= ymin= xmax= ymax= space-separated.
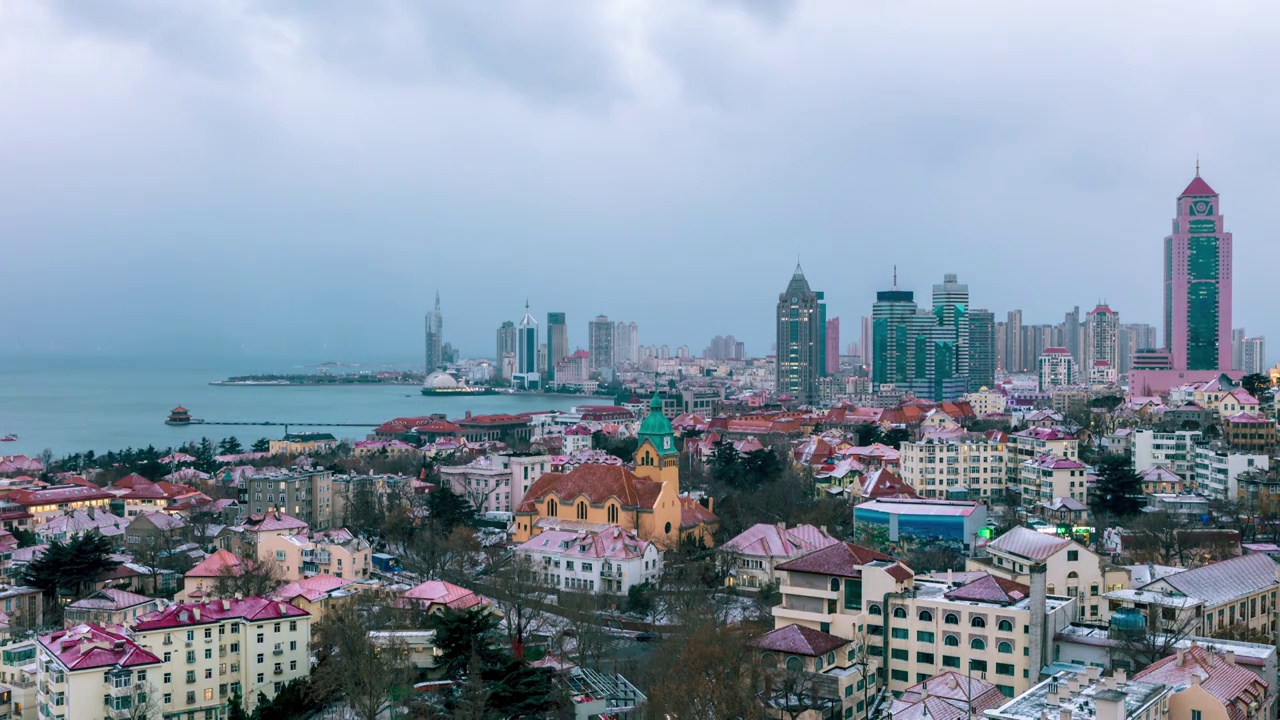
xmin=970 ymin=616 xmax=986 ymax=628
xmin=257 ymin=654 xmax=264 ymax=664
xmin=163 ymin=673 xmax=172 ymax=684
xmin=547 ymin=499 xmax=558 ymax=517
xmin=892 ymin=607 xmax=907 ymax=619
xmin=917 ymin=652 xmax=935 ymax=664
xmin=997 ymin=619 xmax=1013 ymax=632
xmin=891 ymin=648 xmax=908 ymax=661
xmin=1067 ymin=550 xmax=1079 ymax=561
xmin=918 ymin=610 xmax=933 ymax=622
xmin=998 ymin=642 xmax=1013 ymax=654
xmin=970 ymin=638 xmax=986 ymax=650
xmin=891 ymin=628 xmax=908 ymax=640
xmin=204 ymin=649 xmax=212 ymax=659
xmin=917 ymin=631 xmax=935 ymax=643
xmin=891 ymin=670 xmax=908 ymax=682
xmin=607 ymin=504 xmax=619 ymax=523
xmin=831 ymin=578 xmax=841 ymax=591
xmin=1192 ymin=711 xmax=1202 ymax=720
xmin=1090 ymin=584 xmax=1099 ymax=596
xmin=163 ymin=693 xmax=172 ymax=705
xmin=943 ymin=656 xmax=960 ymax=668
xmin=576 ymin=501 xmax=587 ymax=520
xmin=289 ymin=621 xmax=297 ymax=632
xmin=996 ymin=663 xmax=1015 ymax=676
xmin=786 ymin=657 xmax=803 ymax=672
xmin=969 ymin=659 xmax=988 ymax=672
xmin=944 ymin=613 xmax=959 ymax=625
xmin=869 ymin=604 xmax=882 ymax=616
xmin=944 ymin=635 xmax=959 ymax=647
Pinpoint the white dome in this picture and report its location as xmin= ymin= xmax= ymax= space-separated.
xmin=424 ymin=371 xmax=459 ymax=389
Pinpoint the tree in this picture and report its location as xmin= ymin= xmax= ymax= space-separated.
xmin=1113 ymin=612 xmax=1201 ymax=673
xmin=227 ymin=688 xmax=249 ymax=720
xmin=424 ymin=485 xmax=478 ymax=534
xmin=213 ymin=556 xmax=282 ymax=598
xmin=643 ymin=620 xmax=764 ymax=719
xmin=486 ymin=554 xmax=552 ymax=657
xmin=1240 ymin=373 xmax=1274 ymax=401
xmin=312 ymin=603 xmax=410 ymax=720
xmin=557 ymin=592 xmax=612 ymax=672
xmin=625 ymin=581 xmax=656 ymax=616
xmin=217 ymin=436 xmax=245 ymax=456
xmin=106 ymin=680 xmax=162 ymax=720
xmin=1125 ymin=511 xmax=1189 ymax=566
xmin=23 ymin=532 xmax=120 ymax=618
xmin=429 ymin=607 xmax=565 ymax=717
xmin=1091 ymin=455 xmax=1144 ymax=518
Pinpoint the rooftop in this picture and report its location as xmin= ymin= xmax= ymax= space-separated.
xmin=987 ymin=667 xmax=1166 ymax=720
xmin=134 ymin=596 xmax=307 ymax=630
xmin=754 ymin=623 xmax=849 ymax=657
xmin=774 ymin=541 xmax=896 ymax=579
xmin=39 ymin=624 xmax=162 ymax=671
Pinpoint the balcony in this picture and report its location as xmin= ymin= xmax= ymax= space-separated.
xmin=273 ymin=667 xmax=284 ymax=675
xmin=771 ymin=605 xmax=831 ymax=626
xmin=272 ymin=648 xmax=283 ymax=656
xmin=781 ymin=585 xmax=838 ymax=602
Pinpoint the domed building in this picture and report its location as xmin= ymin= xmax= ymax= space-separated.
xmin=512 ymin=394 xmax=718 ymax=549
xmin=423 ymin=370 xmax=460 ymax=390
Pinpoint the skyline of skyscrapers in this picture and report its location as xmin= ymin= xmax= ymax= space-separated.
xmin=776 ymin=264 xmax=825 ymax=404
xmin=495 ymin=320 xmax=517 ymax=379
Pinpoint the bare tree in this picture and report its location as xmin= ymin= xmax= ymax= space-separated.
xmin=1112 ymin=612 xmax=1201 ymax=673
xmin=106 ymin=680 xmax=162 ymax=720
xmin=486 ymin=554 xmax=552 ymax=658
xmin=643 ymin=620 xmax=764 ymax=720
xmin=1125 ymin=511 xmax=1189 ymax=566
xmin=557 ymin=591 xmax=611 ymax=672
xmin=312 ymin=603 xmax=411 ymax=720
xmin=213 ymin=556 xmax=282 ymax=598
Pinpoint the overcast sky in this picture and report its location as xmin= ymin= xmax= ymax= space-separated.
xmin=3 ymin=1 xmax=1278 ymax=364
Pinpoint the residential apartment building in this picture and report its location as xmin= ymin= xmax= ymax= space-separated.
xmin=1104 ymin=553 xmax=1278 ymax=640
xmin=267 ymin=432 xmax=338 ymax=456
xmin=1038 ymin=348 xmax=1077 ymax=390
xmin=37 ymin=624 xmax=162 ymax=720
xmin=969 ymin=527 xmax=1129 ymax=622
xmin=718 ymin=523 xmax=838 ymax=591
xmin=985 ymin=665 xmax=1169 ymax=720
xmin=770 ymin=542 xmax=1076 ymax=699
xmin=5 ymin=485 xmax=114 ymax=525
xmin=1192 ymin=446 xmax=1268 ymax=501
xmin=1132 ymin=430 xmax=1202 ymax=479
xmin=1134 ymin=645 xmax=1273 ymax=720
xmin=1223 ymin=413 xmax=1278 ymax=454
xmin=1019 ymin=454 xmax=1089 ymax=509
xmin=1008 ymin=429 xmax=1079 ymax=472
xmin=130 ymin=597 xmax=312 ymax=718
xmin=258 ymin=528 xmax=372 ymax=582
xmin=64 ymin=588 xmax=162 ymax=628
xmin=438 ymin=452 xmax=553 ymax=514
xmin=242 ymin=470 xmax=333 ymax=529
xmin=515 ymin=526 xmax=662 ymax=595
xmin=899 ymin=437 xmax=1009 ymax=500
xmin=965 ymin=390 xmax=1008 ymax=416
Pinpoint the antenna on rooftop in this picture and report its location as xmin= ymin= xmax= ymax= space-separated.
xmin=1196 ymin=154 xmax=1200 ymax=177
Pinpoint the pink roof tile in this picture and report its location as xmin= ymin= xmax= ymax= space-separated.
xmin=134 ymin=596 xmax=307 ymax=630
xmin=944 ymin=574 xmax=1029 ymax=604
xmin=1135 ymin=645 xmax=1266 ymax=720
xmin=273 ymin=574 xmax=354 ymax=603
xmin=987 ymin=526 xmax=1072 ymax=562
xmin=1180 ymin=176 xmax=1217 ymax=197
xmin=400 ymin=581 xmax=490 ymax=611
xmin=40 ymin=624 xmax=162 ymax=670
xmin=720 ymin=523 xmax=838 ymax=559
xmin=185 ymin=549 xmax=244 ymax=578
xmin=754 ymin=623 xmax=849 ymax=657
xmin=774 ymin=542 xmax=897 ymax=578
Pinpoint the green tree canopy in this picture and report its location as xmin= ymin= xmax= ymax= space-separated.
xmin=1091 ymin=455 xmax=1144 ymax=518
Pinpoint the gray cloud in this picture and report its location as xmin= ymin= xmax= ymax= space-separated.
xmin=3 ymin=1 xmax=1280 ymax=365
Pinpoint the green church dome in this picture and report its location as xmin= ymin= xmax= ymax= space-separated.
xmin=638 ymin=393 xmax=677 ymax=455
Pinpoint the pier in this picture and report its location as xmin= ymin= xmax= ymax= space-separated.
xmin=164 ymin=408 xmax=377 ymax=431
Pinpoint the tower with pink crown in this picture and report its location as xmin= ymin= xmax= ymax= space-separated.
xmin=1164 ymin=167 xmax=1232 ymax=371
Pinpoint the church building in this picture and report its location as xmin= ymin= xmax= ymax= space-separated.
xmin=512 ymin=394 xmax=717 ymax=548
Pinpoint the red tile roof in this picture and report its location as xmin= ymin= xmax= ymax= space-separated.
xmin=40 ymin=624 xmax=162 ymax=670
xmin=679 ymin=496 xmax=719 ymax=529
xmin=399 ymin=581 xmax=490 ymax=611
xmin=134 ymin=596 xmax=307 ymax=630
xmin=1180 ymin=176 xmax=1217 ymax=197
xmin=516 ymin=464 xmax=663 ymax=513
xmin=944 ymin=574 xmax=1029 ymax=604
xmin=242 ymin=512 xmax=309 ymax=533
xmin=774 ymin=541 xmax=896 ymax=578
xmin=185 ymin=549 xmax=244 ymax=578
xmin=987 ymin=526 xmax=1072 ymax=562
xmin=8 ymin=484 xmax=115 ymax=506
xmin=754 ymin=623 xmax=849 ymax=656
xmin=1135 ymin=645 xmax=1266 ymax=720
xmin=890 ymin=671 xmax=1008 ymax=720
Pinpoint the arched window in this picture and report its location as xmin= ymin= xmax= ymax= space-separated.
xmin=893 ymin=607 xmax=907 ymax=619
xmin=816 ymin=655 xmax=824 ymax=670
xmin=998 ymin=641 xmax=1013 ymax=654
xmin=664 ymin=522 xmax=672 ymax=534
xmin=944 ymin=613 xmax=959 ymax=625
xmin=998 ymin=619 xmax=1013 ymax=632
xmin=1047 ymin=585 xmax=1055 ymax=594
xmin=607 ymin=504 xmax=619 ymax=524
xmin=577 ymin=502 xmax=588 ymax=520
xmin=547 ymin=499 xmax=558 ymax=517
xmin=971 ymin=616 xmax=986 ymax=628
xmin=1090 ymin=583 xmax=1099 ymax=596
xmin=944 ymin=635 xmax=959 ymax=647
xmin=786 ymin=656 xmax=803 ymax=672
xmin=1067 ymin=571 xmax=1079 ymax=580
xmin=827 ymin=652 xmax=835 ymax=665
xmin=919 ymin=610 xmax=933 ymax=622
xmin=869 ymin=604 xmax=882 ymax=616
xmin=831 ymin=578 xmax=841 ymax=592
xmin=971 ymin=638 xmax=986 ymax=650
xmin=761 ymin=653 xmax=778 ymax=668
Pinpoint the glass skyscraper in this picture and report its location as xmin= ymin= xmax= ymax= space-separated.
xmin=1164 ymin=172 xmax=1232 ymax=371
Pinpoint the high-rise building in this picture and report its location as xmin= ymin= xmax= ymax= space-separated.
xmin=776 ymin=263 xmax=824 ymax=403
xmin=1242 ymin=336 xmax=1266 ymax=375
xmin=825 ymin=317 xmax=841 ymax=375
xmin=1059 ymin=306 xmax=1082 ymax=365
xmin=495 ymin=321 xmax=517 ymax=379
xmin=1038 ymin=348 xmax=1076 ymax=390
xmin=1084 ymin=303 xmax=1120 ymax=375
xmin=1118 ymin=323 xmax=1158 ymax=374
xmin=860 ymin=315 xmax=873 ymax=370
xmin=588 ymin=315 xmax=615 ymax=371
xmin=969 ymin=309 xmax=996 ymax=389
xmin=705 ymin=335 xmax=746 ymax=360
xmin=547 ymin=312 xmax=569 ymax=369
xmin=995 ymin=321 xmax=1007 ymax=372
xmin=516 ymin=303 xmax=538 ymax=375
xmin=872 ymin=273 xmax=917 ymax=388
xmin=1004 ymin=309 xmax=1023 ymax=372
xmin=613 ymin=321 xmax=639 ymax=364
xmin=1233 ymin=328 xmax=1247 ymax=370
xmin=424 ymin=292 xmax=444 ymax=372
xmin=1164 ymin=172 xmax=1232 ymax=371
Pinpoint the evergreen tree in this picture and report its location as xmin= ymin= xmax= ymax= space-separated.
xmin=23 ymin=532 xmax=120 ymax=602
xmin=250 ymin=438 xmax=270 ymax=453
xmin=424 ymin=486 xmax=478 ymax=534
xmin=217 ymin=436 xmax=245 ymax=455
xmin=1092 ymin=455 xmax=1144 ymax=518
xmin=227 ymin=689 xmax=248 ymax=720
